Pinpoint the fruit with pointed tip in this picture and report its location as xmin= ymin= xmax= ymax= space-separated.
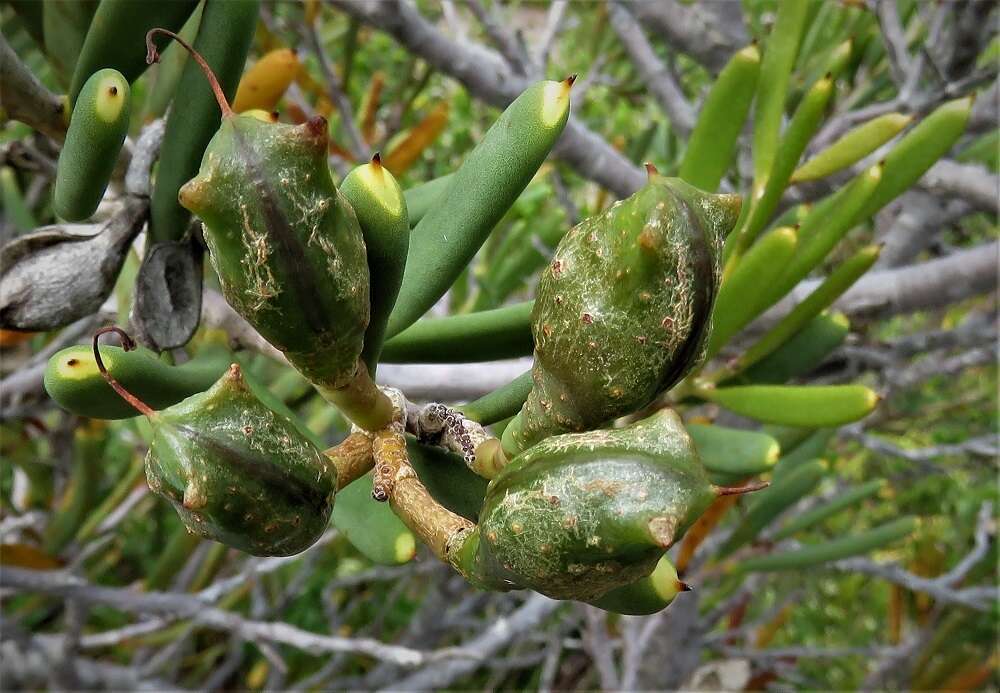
xmin=501 ymin=173 xmax=741 ymax=457
xmin=456 ymin=410 xmax=757 ymax=601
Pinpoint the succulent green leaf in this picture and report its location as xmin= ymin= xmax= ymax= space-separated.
xmin=381 ymin=302 xmax=534 ymax=364
xmin=709 ymin=226 xmax=798 ymax=357
xmin=772 ymin=427 xmax=835 ymax=479
xmin=332 ymin=471 xmax=416 ymax=565
xmin=701 ymin=384 xmax=878 ymax=427
xmin=680 ymin=43 xmax=760 ymax=192
xmin=44 ymin=343 xmax=229 ymax=419
xmin=687 ymin=423 xmax=780 ymax=477
xmin=773 ymin=479 xmax=886 ymax=540
xmin=459 ymin=371 xmax=534 ymax=426
xmin=738 ymin=244 xmax=880 ymax=370
xmin=402 ymin=173 xmax=452 ymax=227
xmin=340 ymin=156 xmax=410 ymax=374
xmin=387 ymin=79 xmax=573 ymax=337
xmin=792 ymin=113 xmax=912 ymax=182
xmin=733 ymin=311 xmax=849 ymax=385
xmin=407 ymin=437 xmax=489 ymax=522
xmin=766 ymin=162 xmax=883 ymax=307
xmin=587 ymin=555 xmax=688 ymax=615
xmin=54 ymin=68 xmax=131 ymax=221
xmin=150 ymin=0 xmax=259 ymax=243
xmin=855 ymin=97 xmax=973 ymax=221
xmin=739 ymin=517 xmax=918 ymax=572
xmin=68 ymin=0 xmax=199 ymax=106
xmin=752 ymin=0 xmax=810 ymax=183
xmin=736 ymin=74 xmax=834 ymax=255
xmin=718 ymin=459 xmax=826 ymax=558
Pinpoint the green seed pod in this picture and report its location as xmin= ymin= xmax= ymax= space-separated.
xmin=339 ymin=154 xmax=410 ymax=374
xmin=53 ymin=68 xmax=130 ymax=221
xmin=45 ymin=342 xmax=229 ymax=419
xmin=462 ymin=410 xmax=728 ymax=601
xmin=180 ymin=113 xmax=375 ymax=407
xmin=587 ymin=555 xmax=690 ymax=616
xmin=156 ymin=27 xmax=391 ymax=430
xmin=68 ymin=0 xmax=199 ymax=106
xmin=501 ymin=172 xmax=741 ymax=456
xmin=143 ymin=362 xmax=337 ymax=556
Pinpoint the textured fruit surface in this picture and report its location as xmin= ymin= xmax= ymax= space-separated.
xmin=470 ymin=410 xmax=715 ymax=600
xmin=180 ymin=115 xmax=369 ymax=388
xmin=145 ymin=364 xmax=337 ymax=556
xmin=502 ymin=176 xmax=740 ymax=455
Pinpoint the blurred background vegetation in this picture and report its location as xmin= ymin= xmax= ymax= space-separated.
xmin=1 ymin=0 xmax=997 ymax=690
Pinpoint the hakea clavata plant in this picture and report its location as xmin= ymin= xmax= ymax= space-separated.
xmin=35 ymin=0 xmax=982 ymax=613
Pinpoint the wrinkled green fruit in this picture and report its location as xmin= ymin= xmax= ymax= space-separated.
xmin=502 ymin=175 xmax=740 ymax=456
xmin=462 ymin=409 xmax=715 ymax=601
xmin=145 ymin=363 xmax=337 ymax=556
xmin=180 ymin=115 xmax=369 ymax=388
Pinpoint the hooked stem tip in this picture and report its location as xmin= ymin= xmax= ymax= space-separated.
xmin=93 ymin=326 xmax=156 ymax=418
xmin=146 ymin=28 xmax=233 ymax=118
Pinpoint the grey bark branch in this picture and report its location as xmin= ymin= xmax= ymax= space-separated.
xmin=0 ymin=34 xmax=67 ymax=142
xmin=630 ymin=0 xmax=747 ymax=73
xmin=329 ymin=0 xmax=646 ymax=198
xmin=0 ymin=567 xmax=470 ymax=667
xmin=304 ymin=20 xmax=368 ymax=162
xmin=917 ymin=159 xmax=999 ymax=214
xmin=608 ymin=2 xmax=696 ymax=135
xmin=759 ymin=241 xmax=1000 ymax=329
xmin=387 ymin=593 xmax=561 ymax=690
xmin=875 ymin=191 xmax=972 ymax=269
xmin=831 ymin=503 xmax=996 ymax=612
xmin=466 ymin=0 xmax=531 ymax=76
